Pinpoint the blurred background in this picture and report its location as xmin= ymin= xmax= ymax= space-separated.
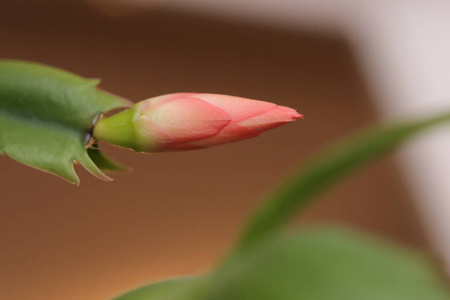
xmin=1 ymin=0 xmax=449 ymax=299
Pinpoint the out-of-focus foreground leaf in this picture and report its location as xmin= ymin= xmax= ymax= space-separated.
xmin=113 ymin=278 xmax=199 ymax=300
xmin=198 ymin=228 xmax=450 ymax=300
xmin=0 ymin=60 xmax=130 ymax=184
xmin=237 ymin=112 xmax=450 ymax=249
xmin=113 ymin=228 xmax=450 ymax=300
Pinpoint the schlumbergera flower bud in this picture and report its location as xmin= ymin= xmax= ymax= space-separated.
xmin=93 ymin=93 xmax=302 ymax=152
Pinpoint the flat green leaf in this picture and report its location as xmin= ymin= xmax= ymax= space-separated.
xmin=0 ymin=60 xmax=130 ymax=184
xmin=238 ymin=112 xmax=450 ymax=248
xmin=197 ymin=228 xmax=450 ymax=300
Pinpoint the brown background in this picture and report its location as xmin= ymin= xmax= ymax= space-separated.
xmin=0 ymin=1 xmax=428 ymax=299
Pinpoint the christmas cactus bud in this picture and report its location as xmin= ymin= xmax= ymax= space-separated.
xmin=93 ymin=93 xmax=302 ymax=152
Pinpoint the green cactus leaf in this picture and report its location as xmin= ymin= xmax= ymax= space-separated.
xmin=0 ymin=60 xmax=130 ymax=184
xmin=87 ymin=143 xmax=129 ymax=172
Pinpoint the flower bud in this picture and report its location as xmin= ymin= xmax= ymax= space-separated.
xmin=93 ymin=93 xmax=302 ymax=152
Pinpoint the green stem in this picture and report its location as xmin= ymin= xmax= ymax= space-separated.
xmin=93 ymin=108 xmax=137 ymax=150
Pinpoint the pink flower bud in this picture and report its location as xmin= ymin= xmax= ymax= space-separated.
xmin=94 ymin=93 xmax=302 ymax=152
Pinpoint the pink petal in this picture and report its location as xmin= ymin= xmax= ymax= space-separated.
xmin=187 ymin=122 xmax=262 ymax=148
xmin=139 ymin=93 xmax=197 ymax=111
xmin=239 ymin=106 xmax=303 ymax=131
xmin=146 ymin=96 xmax=231 ymax=144
xmin=135 ymin=115 xmax=176 ymax=152
xmin=193 ymin=94 xmax=277 ymax=122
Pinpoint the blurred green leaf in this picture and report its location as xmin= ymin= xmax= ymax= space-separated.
xmin=113 ymin=277 xmax=199 ymax=300
xmin=238 ymin=112 xmax=450 ymax=248
xmin=198 ymin=228 xmax=450 ymax=300
xmin=0 ymin=60 xmax=130 ymax=184
xmin=114 ymin=229 xmax=450 ymax=300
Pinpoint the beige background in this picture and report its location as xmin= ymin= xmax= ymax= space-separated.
xmin=0 ymin=1 xmax=428 ymax=299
